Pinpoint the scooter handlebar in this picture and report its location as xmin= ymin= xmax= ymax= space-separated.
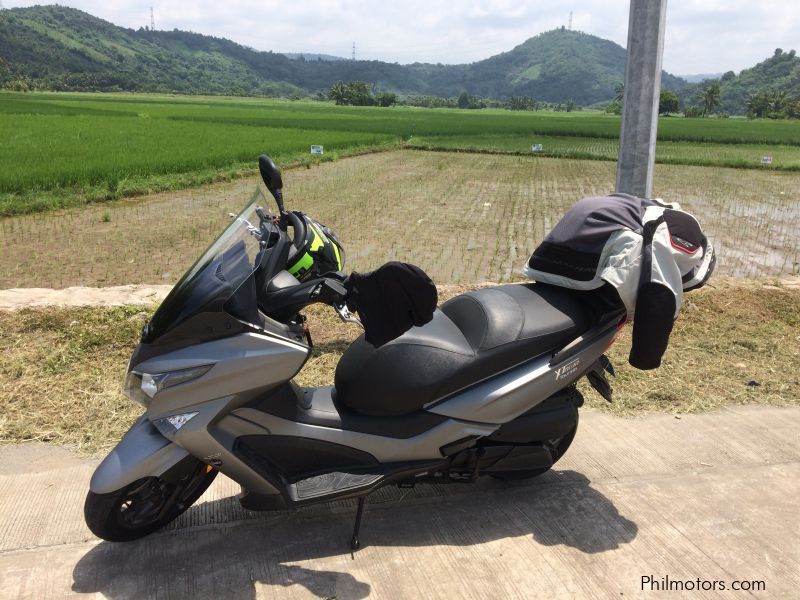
xmin=311 ymin=278 xmax=347 ymax=304
xmin=261 ymin=274 xmax=350 ymax=322
xmin=309 ymin=278 xmax=363 ymax=328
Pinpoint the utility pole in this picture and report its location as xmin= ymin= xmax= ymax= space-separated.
xmin=150 ymin=7 xmax=155 ymax=31
xmin=568 ymin=11 xmax=573 ymax=30
xmin=352 ymin=42 xmax=356 ymax=61
xmin=615 ymin=0 xmax=668 ymax=198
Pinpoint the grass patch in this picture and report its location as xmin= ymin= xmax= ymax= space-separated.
xmin=580 ymin=282 xmax=800 ymax=413
xmin=0 ymin=306 xmax=146 ymax=453
xmin=1 ymin=283 xmax=797 ymax=454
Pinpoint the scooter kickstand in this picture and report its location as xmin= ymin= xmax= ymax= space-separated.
xmin=350 ymin=497 xmax=366 ymax=553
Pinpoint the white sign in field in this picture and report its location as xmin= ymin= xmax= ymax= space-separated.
xmin=311 ymin=145 xmax=324 ymax=155
xmin=531 ymin=144 xmax=543 ymax=153
xmin=761 ymin=155 xmax=773 ymax=164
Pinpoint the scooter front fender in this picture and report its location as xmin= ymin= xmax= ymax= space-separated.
xmin=89 ymin=416 xmax=190 ymax=494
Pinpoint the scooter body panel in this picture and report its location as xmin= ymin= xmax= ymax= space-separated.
xmin=134 ymin=332 xmax=309 ymax=419
xmin=426 ymin=325 xmax=617 ymax=423
xmin=89 ymin=417 xmax=190 ymax=494
xmin=231 ymin=407 xmax=497 ymax=463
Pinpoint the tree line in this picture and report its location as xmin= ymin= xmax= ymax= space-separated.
xmin=745 ymin=90 xmax=800 ymax=119
xmin=603 ymin=80 xmax=799 ymax=120
xmin=685 ymin=81 xmax=799 ymax=119
xmin=326 ymin=81 xmax=579 ymax=112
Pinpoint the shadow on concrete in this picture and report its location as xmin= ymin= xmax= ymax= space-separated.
xmin=72 ymin=470 xmax=636 ymax=599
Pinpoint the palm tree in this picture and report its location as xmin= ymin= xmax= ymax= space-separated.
xmin=746 ymin=91 xmax=770 ymax=118
xmin=328 ymin=81 xmax=348 ymax=105
xmin=768 ymin=90 xmax=787 ymax=113
xmin=614 ymin=83 xmax=624 ymax=103
xmin=697 ymin=82 xmax=721 ymax=116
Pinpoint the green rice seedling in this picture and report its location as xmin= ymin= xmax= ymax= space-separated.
xmin=3 ymin=91 xmax=800 ymax=217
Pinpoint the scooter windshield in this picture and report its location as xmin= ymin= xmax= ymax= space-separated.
xmin=143 ymin=188 xmax=267 ymax=345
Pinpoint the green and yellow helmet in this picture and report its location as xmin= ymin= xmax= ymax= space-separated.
xmin=285 ymin=211 xmax=345 ymax=281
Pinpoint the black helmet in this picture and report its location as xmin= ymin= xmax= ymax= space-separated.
xmin=285 ymin=211 xmax=345 ymax=281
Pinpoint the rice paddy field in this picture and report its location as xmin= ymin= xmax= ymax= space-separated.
xmin=3 ymin=91 xmax=800 ymax=217
xmin=1 ymin=151 xmax=798 ymax=289
xmin=407 ymin=134 xmax=800 ymax=169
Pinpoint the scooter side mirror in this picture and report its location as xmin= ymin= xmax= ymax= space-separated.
xmin=258 ymin=154 xmax=285 ymax=214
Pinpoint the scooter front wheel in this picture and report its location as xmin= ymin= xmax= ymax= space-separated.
xmin=84 ymin=461 xmax=217 ymax=542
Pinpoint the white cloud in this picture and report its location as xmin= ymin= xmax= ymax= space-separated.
xmin=4 ymin=0 xmax=799 ymax=74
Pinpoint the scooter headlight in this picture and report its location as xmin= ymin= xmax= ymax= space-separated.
xmin=123 ymin=365 xmax=213 ymax=407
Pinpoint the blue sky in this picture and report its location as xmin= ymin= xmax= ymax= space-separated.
xmin=4 ymin=1 xmax=798 ymax=75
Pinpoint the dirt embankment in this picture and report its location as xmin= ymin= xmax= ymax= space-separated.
xmin=0 ymin=277 xmax=797 ymax=311
xmin=0 ymin=285 xmax=172 ymax=310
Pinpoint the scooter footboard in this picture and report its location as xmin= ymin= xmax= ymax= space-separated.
xmin=89 ymin=416 xmax=190 ymax=494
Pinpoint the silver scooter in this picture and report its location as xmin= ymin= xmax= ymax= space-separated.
xmin=85 ymin=155 xmax=623 ymax=548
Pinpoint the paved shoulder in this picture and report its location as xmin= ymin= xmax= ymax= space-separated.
xmin=0 ymin=406 xmax=797 ymax=599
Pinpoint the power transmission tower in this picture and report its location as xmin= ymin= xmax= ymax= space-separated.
xmin=150 ymin=7 xmax=155 ymax=30
xmin=352 ymin=42 xmax=356 ymax=61
xmin=568 ymin=11 xmax=573 ymax=30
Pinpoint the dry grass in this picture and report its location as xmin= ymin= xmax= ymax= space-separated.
xmin=584 ymin=280 xmax=800 ymax=414
xmin=1 ymin=282 xmax=797 ymax=454
xmin=2 ymin=151 xmax=798 ymax=289
xmin=0 ymin=306 xmax=144 ymax=453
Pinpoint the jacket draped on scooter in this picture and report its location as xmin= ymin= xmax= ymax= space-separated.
xmin=523 ymin=193 xmax=716 ymax=370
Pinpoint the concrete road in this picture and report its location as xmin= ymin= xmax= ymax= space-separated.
xmin=1 ymin=406 xmax=797 ymax=599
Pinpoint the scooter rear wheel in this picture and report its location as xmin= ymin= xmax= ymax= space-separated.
xmin=489 ymin=418 xmax=578 ymax=482
xmin=84 ymin=462 xmax=217 ymax=542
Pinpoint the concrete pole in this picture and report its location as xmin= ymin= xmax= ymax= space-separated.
xmin=615 ymin=0 xmax=668 ymax=198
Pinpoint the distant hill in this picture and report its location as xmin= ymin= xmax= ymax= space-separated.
xmin=283 ymin=53 xmax=347 ymax=62
xmin=679 ymin=73 xmax=723 ymax=83
xmin=423 ymin=27 xmax=687 ymax=104
xmin=679 ymin=49 xmax=799 ymax=114
xmin=0 ymin=5 xmax=688 ymax=105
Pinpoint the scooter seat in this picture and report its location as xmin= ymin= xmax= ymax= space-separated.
xmin=334 ymin=283 xmax=592 ymax=416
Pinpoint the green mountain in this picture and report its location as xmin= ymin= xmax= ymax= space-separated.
xmin=416 ymin=28 xmax=687 ymax=104
xmin=1 ymin=4 xmax=686 ymax=104
xmin=679 ymin=49 xmax=800 ymax=115
xmin=716 ymin=49 xmax=799 ymax=114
